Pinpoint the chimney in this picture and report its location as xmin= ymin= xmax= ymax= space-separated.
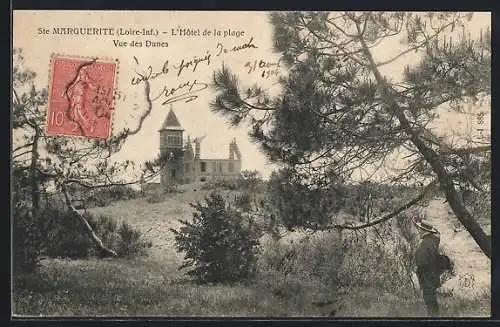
xmin=232 ymin=138 xmax=241 ymax=160
xmin=195 ymin=140 xmax=200 ymax=159
xmin=229 ymin=141 xmax=235 ymax=160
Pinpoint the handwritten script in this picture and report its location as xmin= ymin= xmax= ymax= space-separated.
xmin=131 ymin=37 xmax=258 ymax=106
xmin=152 ymin=79 xmax=209 ymax=106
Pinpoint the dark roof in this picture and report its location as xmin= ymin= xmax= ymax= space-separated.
xmin=159 ymin=107 xmax=184 ymax=131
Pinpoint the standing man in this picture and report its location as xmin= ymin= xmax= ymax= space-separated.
xmin=414 ymin=219 xmax=450 ymax=316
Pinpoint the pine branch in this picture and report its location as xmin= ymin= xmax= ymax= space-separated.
xmin=325 ymin=180 xmax=437 ymax=231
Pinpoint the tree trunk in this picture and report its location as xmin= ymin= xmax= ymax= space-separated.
xmin=61 ymin=183 xmax=117 ymax=257
xmin=359 ymin=36 xmax=492 ymax=259
xmin=30 ymin=129 xmax=40 ymax=218
xmin=408 ymin=133 xmax=491 ymax=258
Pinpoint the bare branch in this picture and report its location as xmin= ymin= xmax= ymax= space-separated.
xmin=325 ymin=179 xmax=437 ymax=230
xmin=441 ymin=145 xmax=491 ymax=156
xmin=376 ymin=16 xmax=462 ymax=67
xmin=61 ymin=183 xmax=117 ymax=257
xmin=12 ymin=150 xmax=32 ymax=160
xmin=13 ymin=142 xmax=34 ymax=153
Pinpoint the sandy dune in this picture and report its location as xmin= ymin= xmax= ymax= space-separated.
xmin=423 ymin=199 xmax=490 ymax=298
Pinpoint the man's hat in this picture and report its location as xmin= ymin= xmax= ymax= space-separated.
xmin=414 ymin=219 xmax=439 ymax=234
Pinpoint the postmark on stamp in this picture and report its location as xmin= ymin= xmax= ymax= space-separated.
xmin=46 ymin=55 xmax=118 ymax=139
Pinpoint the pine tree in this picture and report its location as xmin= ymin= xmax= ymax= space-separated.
xmin=210 ymin=12 xmax=491 ymax=258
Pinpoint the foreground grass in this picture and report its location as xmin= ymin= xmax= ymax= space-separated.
xmin=13 ymin=257 xmax=303 ymax=317
xmin=336 ymin=287 xmax=490 ymax=317
xmin=12 ymin=256 xmax=490 ymax=317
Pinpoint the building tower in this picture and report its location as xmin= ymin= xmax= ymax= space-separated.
xmin=159 ymin=106 xmax=184 ymax=186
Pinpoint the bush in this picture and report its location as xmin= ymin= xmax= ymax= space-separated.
xmin=201 ymin=178 xmax=239 ymax=191
xmin=12 ymin=167 xmax=43 ymax=275
xmin=146 ymin=192 xmax=165 ymax=204
xmin=13 ymin=206 xmax=43 ymax=275
xmin=115 ymin=220 xmax=152 ymax=257
xmin=105 ymin=185 xmax=140 ymax=200
xmin=171 ymin=191 xmax=261 ymax=284
xmin=199 ymin=171 xmax=264 ymax=192
xmin=341 ymin=183 xmax=424 ymax=221
xmin=80 ymin=185 xmax=141 ymax=208
xmin=465 ymin=189 xmax=491 ymax=225
xmin=238 ymin=170 xmax=264 ymax=192
xmin=260 ymin=231 xmax=344 ymax=286
xmin=256 ymin=230 xmax=345 ymax=310
xmin=38 ymin=205 xmax=150 ymax=259
xmin=267 ymin=168 xmax=345 ymax=230
xmin=256 ymin=212 xmax=423 ymax=311
xmin=41 ymin=206 xmax=94 ymax=259
xmin=337 ymin=215 xmax=422 ymax=297
xmin=163 ymin=183 xmax=180 ymax=194
xmin=233 ymin=192 xmax=253 ymax=212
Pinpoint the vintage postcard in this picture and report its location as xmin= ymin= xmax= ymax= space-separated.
xmin=12 ymin=11 xmax=491 ymax=318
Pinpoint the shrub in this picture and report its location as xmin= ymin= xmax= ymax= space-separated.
xmin=238 ymin=170 xmax=264 ymax=192
xmin=163 ymin=183 xmax=180 ymax=194
xmin=13 ymin=206 xmax=43 ymax=275
xmin=465 ymin=189 xmax=491 ymax=225
xmin=106 ymin=185 xmax=140 ymax=200
xmin=146 ymin=192 xmax=165 ymax=204
xmin=115 ymin=220 xmax=152 ymax=257
xmin=78 ymin=185 xmax=141 ymax=208
xmin=337 ymin=216 xmax=422 ymax=297
xmin=37 ymin=205 xmax=150 ymax=259
xmin=12 ymin=167 xmax=43 ymax=275
xmin=201 ymin=178 xmax=239 ymax=191
xmin=87 ymin=195 xmax=111 ymax=207
xmin=171 ymin=191 xmax=261 ymax=284
xmin=41 ymin=206 xmax=94 ymax=259
xmin=233 ymin=192 xmax=253 ymax=212
xmin=256 ymin=231 xmax=345 ymax=309
xmin=256 ymin=212 xmax=423 ymax=311
xmin=201 ymin=173 xmax=265 ymax=192
xmin=267 ymin=168 xmax=345 ymax=230
xmin=341 ymin=183 xmax=425 ymax=222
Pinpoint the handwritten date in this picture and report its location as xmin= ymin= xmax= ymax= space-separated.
xmin=245 ymin=58 xmax=281 ymax=79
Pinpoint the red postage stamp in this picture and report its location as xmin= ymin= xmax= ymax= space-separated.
xmin=46 ymin=55 xmax=118 ymax=139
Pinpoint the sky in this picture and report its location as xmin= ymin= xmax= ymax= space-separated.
xmin=12 ymin=11 xmax=491 ymax=181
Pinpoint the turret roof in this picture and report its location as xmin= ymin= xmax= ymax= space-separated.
xmin=159 ymin=107 xmax=184 ymax=131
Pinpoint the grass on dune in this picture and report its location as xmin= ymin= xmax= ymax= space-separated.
xmin=12 ymin=190 xmax=491 ymax=318
xmin=13 ymin=257 xmax=302 ymax=317
xmin=12 ymin=252 xmax=490 ymax=317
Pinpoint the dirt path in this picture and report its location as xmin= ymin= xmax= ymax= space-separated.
xmin=423 ymin=199 xmax=490 ymax=298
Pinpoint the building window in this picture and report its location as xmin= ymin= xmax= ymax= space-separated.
xmin=219 ymin=163 xmax=223 ymax=173
xmin=171 ymin=169 xmax=176 ymax=178
xmin=201 ymin=162 xmax=206 ymax=172
xmin=200 ymin=177 xmax=206 ymax=182
xmin=167 ymin=134 xmax=182 ymax=146
xmin=228 ymin=162 xmax=234 ymax=172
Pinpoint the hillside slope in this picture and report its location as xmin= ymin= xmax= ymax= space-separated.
xmin=86 ymin=191 xmax=490 ymax=316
